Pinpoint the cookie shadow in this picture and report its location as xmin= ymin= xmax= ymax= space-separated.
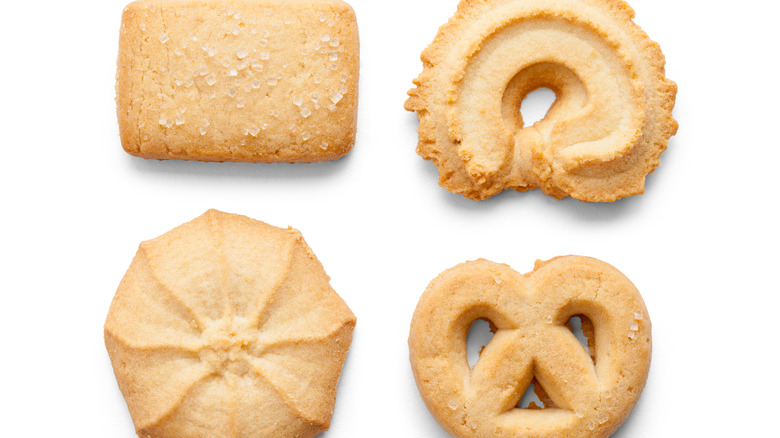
xmin=126 ymin=152 xmax=353 ymax=181
xmin=610 ymin=395 xmax=647 ymax=437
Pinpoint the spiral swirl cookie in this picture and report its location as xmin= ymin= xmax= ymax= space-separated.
xmin=405 ymin=0 xmax=677 ymax=201
xmin=105 ymin=210 xmax=356 ymax=438
xmin=409 ymin=256 xmax=651 ymax=437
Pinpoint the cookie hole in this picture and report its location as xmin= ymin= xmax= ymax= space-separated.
xmin=466 ymin=318 xmax=495 ymax=368
xmin=568 ymin=315 xmax=596 ymax=364
xmin=519 ymin=87 xmax=556 ymax=126
xmin=516 ymin=377 xmax=556 ymax=409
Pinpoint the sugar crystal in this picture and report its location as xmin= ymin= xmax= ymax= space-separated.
xmin=267 ymin=76 xmax=277 ymax=86
xmin=329 ymin=91 xmax=343 ymax=104
xmin=630 ymin=322 xmax=639 ymax=331
xmin=232 ymin=26 xmax=240 ymax=35
xmin=300 ymin=107 xmax=312 ymax=118
xmin=252 ymin=79 xmax=262 ymax=89
xmin=302 ymin=132 xmax=310 ymax=141
xmin=236 ymin=47 xmax=248 ymax=59
xmin=259 ymin=51 xmax=270 ymax=60
xmin=174 ymin=114 xmax=185 ymax=125
xmin=227 ymin=88 xmax=237 ymax=97
xmin=248 ymin=125 xmax=260 ymax=136
xmin=319 ymin=142 xmax=328 ymax=150
xmin=139 ymin=23 xmax=146 ymax=31
xmin=329 ymin=38 xmax=339 ymax=48
xmin=236 ymin=98 xmax=245 ymax=108
xmin=159 ymin=33 xmax=169 ymax=43
xmin=228 ymin=68 xmax=238 ymax=77
xmin=329 ymin=51 xmax=338 ymax=62
xmin=634 ymin=310 xmax=643 ymax=320
xmin=206 ymin=74 xmax=217 ymax=85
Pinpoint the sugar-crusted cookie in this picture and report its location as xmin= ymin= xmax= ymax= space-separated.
xmin=409 ymin=256 xmax=651 ymax=437
xmin=406 ymin=0 xmax=677 ymax=201
xmin=117 ymin=0 xmax=359 ymax=162
xmin=105 ymin=210 xmax=356 ymax=438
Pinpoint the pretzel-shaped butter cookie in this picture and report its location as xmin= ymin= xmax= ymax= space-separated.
xmin=409 ymin=256 xmax=650 ymax=437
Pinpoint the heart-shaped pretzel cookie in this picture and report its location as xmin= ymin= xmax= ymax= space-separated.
xmin=409 ymin=256 xmax=650 ymax=437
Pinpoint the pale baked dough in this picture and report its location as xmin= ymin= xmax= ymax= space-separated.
xmin=406 ymin=0 xmax=677 ymax=201
xmin=409 ymin=256 xmax=651 ymax=437
xmin=105 ymin=210 xmax=356 ymax=438
xmin=117 ymin=0 xmax=359 ymax=162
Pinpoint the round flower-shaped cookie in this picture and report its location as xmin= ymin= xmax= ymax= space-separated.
xmin=409 ymin=256 xmax=651 ymax=437
xmin=105 ymin=210 xmax=356 ymax=438
xmin=406 ymin=0 xmax=678 ymax=201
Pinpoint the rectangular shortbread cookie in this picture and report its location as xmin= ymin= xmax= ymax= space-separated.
xmin=117 ymin=0 xmax=359 ymax=162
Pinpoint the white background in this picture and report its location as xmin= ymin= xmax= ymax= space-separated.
xmin=1 ymin=0 xmax=778 ymax=436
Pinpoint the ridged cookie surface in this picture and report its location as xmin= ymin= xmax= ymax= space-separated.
xmin=406 ymin=0 xmax=677 ymax=201
xmin=105 ymin=210 xmax=356 ymax=438
xmin=117 ymin=0 xmax=359 ymax=162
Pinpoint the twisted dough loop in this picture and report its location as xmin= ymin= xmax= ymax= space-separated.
xmin=406 ymin=0 xmax=677 ymax=201
xmin=409 ymin=257 xmax=651 ymax=438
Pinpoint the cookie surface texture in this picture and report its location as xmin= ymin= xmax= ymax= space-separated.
xmin=409 ymin=256 xmax=651 ymax=437
xmin=117 ymin=0 xmax=359 ymax=162
xmin=405 ymin=0 xmax=677 ymax=201
xmin=104 ymin=210 xmax=356 ymax=438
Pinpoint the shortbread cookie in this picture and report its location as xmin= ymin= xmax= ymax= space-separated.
xmin=409 ymin=256 xmax=651 ymax=437
xmin=105 ymin=210 xmax=356 ymax=438
xmin=117 ymin=0 xmax=359 ymax=162
xmin=406 ymin=0 xmax=677 ymax=201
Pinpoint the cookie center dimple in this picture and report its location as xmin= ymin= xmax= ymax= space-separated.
xmin=501 ymin=62 xmax=587 ymax=135
xmin=200 ymin=317 xmax=257 ymax=375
